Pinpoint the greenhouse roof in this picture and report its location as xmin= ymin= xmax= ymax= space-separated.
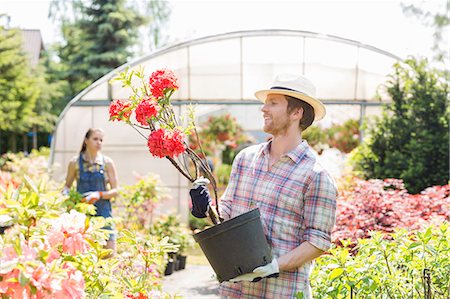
xmin=66 ymin=29 xmax=400 ymax=111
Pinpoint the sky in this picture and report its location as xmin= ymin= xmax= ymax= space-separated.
xmin=0 ymin=0 xmax=446 ymax=62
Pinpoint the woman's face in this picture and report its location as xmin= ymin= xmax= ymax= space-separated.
xmin=85 ymin=131 xmax=104 ymax=152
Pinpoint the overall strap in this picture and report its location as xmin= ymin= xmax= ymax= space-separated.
xmin=100 ymin=155 xmax=105 ymax=171
xmin=78 ymin=153 xmax=84 ymax=173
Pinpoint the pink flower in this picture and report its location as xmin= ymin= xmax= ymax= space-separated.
xmin=147 ymin=128 xmax=186 ymax=158
xmin=135 ymin=98 xmax=160 ymax=126
xmin=53 ymin=263 xmax=86 ymax=299
xmin=148 ymin=69 xmax=178 ymax=99
xmin=109 ymin=99 xmax=133 ymax=122
xmin=62 ymin=233 xmax=89 ymax=255
xmin=48 ymin=210 xmax=90 ymax=255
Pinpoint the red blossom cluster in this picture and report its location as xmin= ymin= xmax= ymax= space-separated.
xmin=108 ymin=69 xmax=188 ymax=160
xmin=333 ymin=178 xmax=450 ymax=243
xmin=123 ymin=291 xmax=149 ymax=299
xmin=135 ymin=98 xmax=160 ymax=126
xmin=147 ymin=128 xmax=186 ymax=159
xmin=148 ymin=69 xmax=178 ymax=99
xmin=109 ymin=99 xmax=132 ymax=122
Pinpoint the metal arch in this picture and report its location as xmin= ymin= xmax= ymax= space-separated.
xmin=59 ymin=29 xmax=402 ymax=109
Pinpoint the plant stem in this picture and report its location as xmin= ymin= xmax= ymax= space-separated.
xmin=165 ymin=156 xmax=193 ymax=182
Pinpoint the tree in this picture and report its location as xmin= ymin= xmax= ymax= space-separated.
xmin=350 ymin=58 xmax=449 ymax=194
xmin=0 ymin=23 xmax=40 ymax=152
xmin=49 ymin=0 xmax=170 ymax=101
xmin=402 ymin=1 xmax=449 ymax=64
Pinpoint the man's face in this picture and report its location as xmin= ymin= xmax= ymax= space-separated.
xmin=261 ymin=94 xmax=292 ymax=136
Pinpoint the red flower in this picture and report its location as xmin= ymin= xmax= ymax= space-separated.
xmin=147 ymin=128 xmax=186 ymax=158
xmin=148 ymin=69 xmax=178 ymax=99
xmin=135 ymin=98 xmax=160 ymax=126
xmin=109 ymin=99 xmax=132 ymax=122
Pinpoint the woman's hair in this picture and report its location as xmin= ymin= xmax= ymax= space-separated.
xmin=80 ymin=128 xmax=104 ymax=154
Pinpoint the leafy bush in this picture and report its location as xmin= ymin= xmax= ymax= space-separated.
xmin=149 ymin=215 xmax=194 ymax=255
xmin=0 ymin=176 xmax=178 ymax=298
xmin=302 ymin=125 xmax=327 ymax=150
xmin=327 ymin=119 xmax=360 ymax=153
xmin=116 ymin=173 xmax=169 ymax=231
xmin=302 ymin=119 xmax=360 ymax=154
xmin=350 ymin=58 xmax=449 ymax=194
xmin=306 ymin=224 xmax=450 ymax=298
xmin=333 ymin=178 xmax=450 ymax=243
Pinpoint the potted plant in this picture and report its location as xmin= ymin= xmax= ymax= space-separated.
xmin=109 ymin=68 xmax=273 ymax=282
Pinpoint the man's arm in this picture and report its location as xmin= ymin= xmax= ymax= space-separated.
xmin=280 ymin=169 xmax=337 ymax=271
xmin=278 ymin=241 xmax=323 ymax=271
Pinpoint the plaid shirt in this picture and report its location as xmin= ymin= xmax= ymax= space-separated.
xmin=218 ymin=140 xmax=337 ymax=299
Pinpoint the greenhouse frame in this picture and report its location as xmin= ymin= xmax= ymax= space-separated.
xmin=50 ymin=29 xmax=400 ymax=219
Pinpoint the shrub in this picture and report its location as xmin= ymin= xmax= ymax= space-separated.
xmin=302 ymin=120 xmax=360 ymax=154
xmin=0 ymin=176 xmax=178 ymax=298
xmin=350 ymin=58 xmax=449 ymax=193
xmin=333 ymin=178 xmax=450 ymax=243
xmin=306 ymin=224 xmax=450 ymax=298
xmin=116 ymin=173 xmax=169 ymax=231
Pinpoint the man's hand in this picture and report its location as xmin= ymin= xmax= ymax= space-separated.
xmin=229 ymin=259 xmax=279 ymax=282
xmin=82 ymin=191 xmax=103 ymax=204
xmin=189 ymin=177 xmax=211 ymax=218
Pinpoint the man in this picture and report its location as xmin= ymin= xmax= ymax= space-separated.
xmin=190 ymin=74 xmax=337 ymax=298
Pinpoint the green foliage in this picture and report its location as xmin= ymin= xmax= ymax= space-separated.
xmin=350 ymin=58 xmax=449 ymax=194
xmin=215 ymin=163 xmax=232 ymax=187
xmin=149 ymin=215 xmax=194 ymax=254
xmin=0 ymin=174 xmax=177 ymax=298
xmin=302 ymin=125 xmax=327 ymax=149
xmin=402 ymin=2 xmax=449 ymax=63
xmin=302 ymin=119 xmax=360 ymax=154
xmin=304 ymin=224 xmax=450 ymax=298
xmin=0 ymin=21 xmax=64 ymax=153
xmin=49 ymin=0 xmax=169 ymax=99
xmin=0 ymin=25 xmax=39 ymax=133
xmin=188 ymin=213 xmax=210 ymax=232
xmin=116 ymin=173 xmax=169 ymax=230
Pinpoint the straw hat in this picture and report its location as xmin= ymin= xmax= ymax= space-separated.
xmin=255 ymin=74 xmax=326 ymax=121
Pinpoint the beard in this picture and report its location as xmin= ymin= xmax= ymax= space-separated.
xmin=263 ymin=116 xmax=291 ymax=136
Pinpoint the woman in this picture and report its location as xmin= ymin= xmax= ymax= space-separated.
xmin=64 ymin=128 xmax=119 ymax=253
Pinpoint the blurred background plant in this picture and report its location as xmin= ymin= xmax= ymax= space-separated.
xmin=116 ymin=172 xmax=169 ymax=231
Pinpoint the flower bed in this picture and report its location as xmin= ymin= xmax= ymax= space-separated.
xmin=0 ymin=177 xmax=179 ymax=298
xmin=333 ymin=178 xmax=450 ymax=243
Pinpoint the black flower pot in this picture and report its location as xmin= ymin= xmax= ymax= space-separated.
xmin=193 ymin=208 xmax=272 ymax=282
xmin=164 ymin=260 xmax=175 ymax=276
xmin=177 ymin=254 xmax=187 ymax=270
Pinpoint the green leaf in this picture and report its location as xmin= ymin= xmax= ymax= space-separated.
xmin=18 ymin=271 xmax=30 ymax=287
xmin=329 ymin=268 xmax=344 ymax=279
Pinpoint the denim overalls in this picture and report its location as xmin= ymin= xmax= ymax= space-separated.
xmin=76 ymin=154 xmax=116 ymax=240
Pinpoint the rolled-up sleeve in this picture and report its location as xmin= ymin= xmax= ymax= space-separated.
xmin=218 ymin=152 xmax=244 ymax=221
xmin=302 ymin=170 xmax=337 ymax=251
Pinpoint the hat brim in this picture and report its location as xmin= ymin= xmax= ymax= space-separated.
xmin=255 ymin=89 xmax=326 ymax=121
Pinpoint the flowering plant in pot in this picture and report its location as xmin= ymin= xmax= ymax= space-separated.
xmin=108 ymin=67 xmax=220 ymax=224
xmin=110 ymin=68 xmax=273 ymax=282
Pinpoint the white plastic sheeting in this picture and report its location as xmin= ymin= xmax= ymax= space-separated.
xmin=51 ymin=30 xmax=400 ymax=220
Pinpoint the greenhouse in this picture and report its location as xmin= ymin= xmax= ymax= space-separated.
xmin=50 ymin=29 xmax=400 ymax=219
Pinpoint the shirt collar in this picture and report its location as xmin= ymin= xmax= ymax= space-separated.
xmin=261 ymin=139 xmax=309 ymax=164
